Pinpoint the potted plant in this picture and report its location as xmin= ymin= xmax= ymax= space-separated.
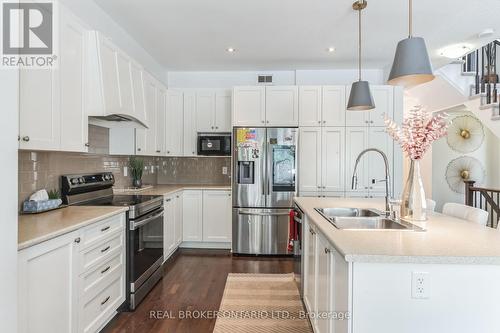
xmin=129 ymin=157 xmax=145 ymax=188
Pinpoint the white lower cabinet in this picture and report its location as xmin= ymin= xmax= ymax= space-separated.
xmin=18 ymin=213 xmax=126 ymax=333
xmin=302 ymin=216 xmax=350 ymax=333
xmin=202 ymin=190 xmax=232 ymax=242
xmin=182 ymin=190 xmax=204 ymax=242
xmin=164 ymin=195 xmax=176 ymax=259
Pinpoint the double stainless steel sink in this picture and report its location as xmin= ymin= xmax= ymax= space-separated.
xmin=315 ymin=207 xmax=424 ymax=231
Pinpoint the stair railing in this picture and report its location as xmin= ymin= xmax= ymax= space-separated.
xmin=465 ymin=180 xmax=500 ymax=228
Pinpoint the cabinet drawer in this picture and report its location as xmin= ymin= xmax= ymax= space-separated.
xmin=80 ymin=251 xmax=124 ymax=296
xmin=79 ymin=232 xmax=123 ymax=273
xmin=81 ymin=214 xmax=124 ymax=249
xmin=80 ymin=274 xmax=124 ymax=333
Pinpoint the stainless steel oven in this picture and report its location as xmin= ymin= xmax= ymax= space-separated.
xmin=128 ymin=206 xmax=164 ymax=310
xmin=197 ymin=133 xmax=231 ymax=156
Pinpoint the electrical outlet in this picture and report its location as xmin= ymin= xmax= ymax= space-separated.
xmin=222 ymin=167 xmax=228 ymax=175
xmin=150 ymin=165 xmax=155 ymax=173
xmin=123 ymin=166 xmax=128 ymax=177
xmin=412 ymin=272 xmax=430 ymax=299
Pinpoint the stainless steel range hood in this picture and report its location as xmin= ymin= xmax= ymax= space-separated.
xmin=88 ymin=114 xmax=149 ymax=129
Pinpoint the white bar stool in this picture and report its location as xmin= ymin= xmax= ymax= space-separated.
xmin=442 ymin=202 xmax=489 ymax=226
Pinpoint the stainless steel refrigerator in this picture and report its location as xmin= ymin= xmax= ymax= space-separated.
xmin=232 ymin=127 xmax=298 ymax=255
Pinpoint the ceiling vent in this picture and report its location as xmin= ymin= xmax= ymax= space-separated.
xmin=257 ymin=75 xmax=273 ymax=85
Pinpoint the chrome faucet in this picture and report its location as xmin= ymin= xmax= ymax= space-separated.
xmin=351 ymin=148 xmax=391 ymax=213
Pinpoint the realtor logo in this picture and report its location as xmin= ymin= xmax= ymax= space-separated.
xmin=1 ymin=0 xmax=57 ymax=68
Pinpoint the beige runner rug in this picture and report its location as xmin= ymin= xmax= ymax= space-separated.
xmin=213 ymin=273 xmax=313 ymax=333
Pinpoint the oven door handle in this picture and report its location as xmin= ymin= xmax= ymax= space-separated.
xmin=130 ymin=209 xmax=164 ymax=230
xmin=238 ymin=210 xmax=290 ymax=217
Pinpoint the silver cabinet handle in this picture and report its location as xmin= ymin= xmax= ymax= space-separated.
xmin=165 ymin=198 xmax=171 ymax=202
xmin=323 ymin=120 xmax=326 ymax=124
xmin=211 ymin=126 xmax=214 ymax=129
xmin=309 ymin=228 xmax=316 ymax=235
xmin=74 ymin=237 xmax=81 ymax=243
xmin=266 ymin=120 xmax=270 ymax=124
xmin=370 ymin=120 xmax=374 ymax=124
xmin=101 ymin=246 xmax=111 ymax=253
xmin=137 ymin=148 xmax=142 ymax=151
xmin=101 ymin=226 xmax=110 ymax=232
xmin=22 ymin=136 xmax=30 ymax=142
xmin=167 ymin=151 xmax=170 ymax=154
xmin=101 ymin=296 xmax=110 ymax=306
xmin=261 ymin=120 xmax=265 ymax=123
xmin=325 ymin=248 xmax=331 ymax=254
xmin=85 ymin=143 xmax=90 ymax=147
xmin=318 ymin=120 xmax=321 ymax=124
xmin=101 ymin=266 xmax=111 ymax=274
xmin=156 ymin=150 xmax=161 ymax=153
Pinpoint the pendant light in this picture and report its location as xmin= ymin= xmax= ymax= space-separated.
xmin=388 ymin=0 xmax=435 ymax=87
xmin=347 ymin=0 xmax=375 ymax=111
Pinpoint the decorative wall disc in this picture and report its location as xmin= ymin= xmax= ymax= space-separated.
xmin=446 ymin=115 xmax=484 ymax=153
xmin=445 ymin=156 xmax=485 ymax=194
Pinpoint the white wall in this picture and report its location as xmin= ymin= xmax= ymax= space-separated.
xmin=60 ymin=0 xmax=167 ymax=84
xmin=167 ymin=69 xmax=385 ymax=88
xmin=432 ymin=110 xmax=500 ymax=212
xmin=0 ymin=69 xmax=18 ymax=333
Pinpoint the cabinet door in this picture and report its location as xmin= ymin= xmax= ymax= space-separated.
xmin=369 ymin=85 xmax=394 ymax=126
xmin=174 ymin=192 xmax=183 ymax=246
xmin=115 ymin=51 xmax=134 ymax=115
xmin=346 ymin=127 xmax=369 ymax=195
xmin=98 ymin=36 xmax=121 ymax=115
xmin=163 ymin=196 xmax=176 ymax=260
xmin=265 ymin=86 xmax=299 ymax=126
xmin=196 ymin=91 xmax=216 ymax=132
xmin=299 ymin=86 xmax=322 ymax=127
xmin=322 ymin=86 xmax=346 ymax=126
xmin=316 ymin=233 xmax=333 ymax=333
xmin=202 ymin=190 xmax=232 ymax=242
xmin=59 ymin=11 xmax=88 ymax=152
xmin=19 ymin=69 xmax=60 ymax=150
xmin=367 ymin=127 xmax=393 ymax=194
xmin=215 ymin=90 xmax=232 ymax=132
xmin=299 ymin=127 xmax=322 ymax=193
xmin=18 ymin=230 xmax=79 ymax=333
xmin=345 ymin=85 xmax=370 ymax=127
xmin=156 ymin=85 xmax=167 ymax=155
xmin=303 ymin=222 xmax=317 ymax=322
xmin=322 ymin=127 xmax=345 ymax=192
xmin=232 ymin=86 xmax=265 ymax=126
xmin=182 ymin=190 xmax=203 ymax=242
xmin=183 ymin=92 xmax=197 ymax=156
xmin=130 ymin=61 xmax=147 ymax=125
xmin=136 ymin=73 xmax=157 ymax=155
xmin=166 ymin=90 xmax=184 ymax=156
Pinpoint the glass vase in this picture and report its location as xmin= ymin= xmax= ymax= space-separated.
xmin=132 ymin=178 xmax=142 ymax=189
xmin=400 ymin=159 xmax=427 ymax=221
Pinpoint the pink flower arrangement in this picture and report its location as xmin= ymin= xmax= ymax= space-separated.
xmin=384 ymin=106 xmax=449 ymax=160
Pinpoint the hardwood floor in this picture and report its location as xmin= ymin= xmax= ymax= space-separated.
xmin=103 ymin=249 xmax=297 ymax=333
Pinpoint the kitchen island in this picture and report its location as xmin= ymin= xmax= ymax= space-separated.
xmin=295 ymin=197 xmax=500 ymax=333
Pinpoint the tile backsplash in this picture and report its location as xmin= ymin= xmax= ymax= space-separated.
xmin=18 ymin=151 xmax=231 ymax=208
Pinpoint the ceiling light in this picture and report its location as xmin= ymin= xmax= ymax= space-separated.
xmin=478 ymin=29 xmax=495 ymax=39
xmin=226 ymin=47 xmax=236 ymax=53
xmin=388 ymin=0 xmax=434 ymax=87
xmin=439 ymin=44 xmax=473 ymax=59
xmin=347 ymin=0 xmax=375 ymax=111
xmin=327 ymin=47 xmax=335 ymax=53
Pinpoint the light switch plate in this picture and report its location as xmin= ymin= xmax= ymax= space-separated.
xmin=222 ymin=167 xmax=228 ymax=175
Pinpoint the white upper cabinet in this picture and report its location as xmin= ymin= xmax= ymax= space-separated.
xmin=115 ymin=51 xmax=134 ymax=116
xmin=346 ymin=85 xmax=394 ymax=127
xmin=183 ymin=92 xmax=197 ymax=156
xmin=19 ymin=5 xmax=88 ymax=152
xmin=367 ymin=127 xmax=393 ymax=193
xmin=196 ymin=91 xmax=216 ymax=132
xmin=59 ymin=10 xmax=88 ymax=152
xmin=215 ymin=90 xmax=232 ymax=132
xmin=322 ymin=86 xmax=346 ymax=126
xmin=136 ymin=73 xmax=157 ymax=155
xmin=156 ymin=85 xmax=167 ymax=155
xmin=265 ymin=86 xmax=299 ymax=126
xmin=299 ymin=86 xmax=322 ymax=127
xmin=130 ymin=61 xmax=147 ymax=125
xmin=322 ymin=127 xmax=345 ymax=192
xmin=299 ymin=127 xmax=322 ymax=193
xmin=345 ymin=127 xmax=369 ymax=194
xmin=166 ymin=90 xmax=184 ymax=156
xmin=202 ymin=190 xmax=232 ymax=243
xmin=299 ymin=86 xmax=345 ymax=127
xmin=96 ymin=34 xmax=121 ymax=114
xmin=232 ymin=86 xmax=266 ymax=126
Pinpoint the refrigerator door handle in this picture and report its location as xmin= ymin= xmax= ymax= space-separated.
xmin=238 ymin=210 xmax=290 ymax=217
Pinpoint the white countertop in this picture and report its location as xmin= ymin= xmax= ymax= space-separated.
xmin=294 ymin=197 xmax=500 ymax=265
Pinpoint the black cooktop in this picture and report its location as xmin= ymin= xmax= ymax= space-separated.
xmin=76 ymin=194 xmax=161 ymax=207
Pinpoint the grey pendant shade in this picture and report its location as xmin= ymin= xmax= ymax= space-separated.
xmin=388 ymin=37 xmax=435 ymax=87
xmin=347 ymin=0 xmax=375 ymax=111
xmin=347 ymin=81 xmax=375 ymax=110
xmin=387 ymin=0 xmax=435 ymax=87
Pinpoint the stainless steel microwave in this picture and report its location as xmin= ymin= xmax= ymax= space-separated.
xmin=197 ymin=133 xmax=231 ymax=156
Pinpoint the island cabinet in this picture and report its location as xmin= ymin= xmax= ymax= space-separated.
xmin=18 ymin=213 xmax=126 ymax=333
